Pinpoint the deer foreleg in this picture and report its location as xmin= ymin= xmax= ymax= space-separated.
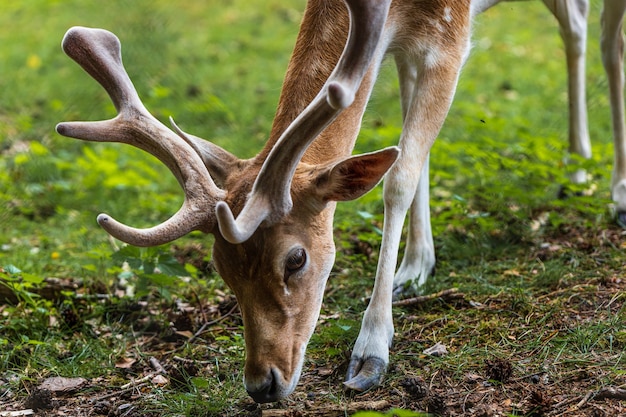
xmin=391 ymin=56 xmax=435 ymax=296
xmin=392 ymin=156 xmax=434 ymax=296
xmin=345 ymin=48 xmax=467 ymax=391
xmin=601 ymin=0 xmax=626 ymax=226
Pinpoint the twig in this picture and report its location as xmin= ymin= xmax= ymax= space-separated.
xmin=149 ymin=356 xmax=165 ymax=375
xmin=75 ymin=293 xmax=111 ymax=300
xmin=190 ymin=289 xmax=209 ymax=324
xmin=595 ymin=386 xmax=626 ymax=401
xmin=89 ymin=382 xmax=149 ymax=403
xmin=120 ymin=375 xmax=154 ymax=390
xmin=536 ymin=284 xmax=596 ymax=301
xmin=117 ymin=356 xmax=168 ymax=390
xmin=188 ymin=322 xmax=210 ymax=344
xmin=188 ymin=302 xmax=239 ymax=343
xmin=392 ymin=288 xmax=464 ymax=307
xmin=0 ymin=411 xmax=34 ymax=417
xmin=548 ymin=386 xmax=626 ymax=415
xmin=173 ymin=355 xmax=215 ymax=365
xmin=120 ymin=405 xmax=135 ymax=417
xmin=509 ymin=371 xmax=547 ymax=383
xmin=547 ymin=396 xmax=582 ymax=416
xmin=575 ymin=390 xmax=594 ymax=409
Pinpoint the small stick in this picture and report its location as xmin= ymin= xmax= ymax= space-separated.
xmin=575 ymin=390 xmax=594 ymax=409
xmin=0 ymin=411 xmax=35 ymax=417
xmin=595 ymin=386 xmax=626 ymax=401
xmin=547 ymin=396 xmax=582 ymax=416
xmin=392 ymin=288 xmax=464 ymax=307
xmin=149 ymin=356 xmax=165 ymax=374
xmin=188 ymin=302 xmax=239 ymax=343
xmin=120 ymin=375 xmax=153 ymax=390
xmin=173 ymin=356 xmax=215 ymax=365
xmin=118 ymin=356 xmax=168 ymax=390
xmin=89 ymin=382 xmax=149 ymax=403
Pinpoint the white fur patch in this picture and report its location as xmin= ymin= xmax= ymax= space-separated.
xmin=424 ymin=46 xmax=442 ymax=69
xmin=443 ymin=7 xmax=453 ymax=23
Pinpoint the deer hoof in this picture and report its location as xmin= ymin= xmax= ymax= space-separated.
xmin=343 ymin=356 xmax=386 ymax=392
xmin=617 ymin=211 xmax=626 ymax=229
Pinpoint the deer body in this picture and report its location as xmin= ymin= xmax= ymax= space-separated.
xmin=57 ymin=0 xmax=626 ymax=404
xmin=215 ymin=0 xmax=473 ymax=399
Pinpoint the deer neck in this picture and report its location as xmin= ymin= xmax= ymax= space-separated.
xmin=262 ymin=0 xmax=377 ymax=165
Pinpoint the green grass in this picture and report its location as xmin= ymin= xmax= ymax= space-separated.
xmin=1 ymin=0 xmax=625 ymax=416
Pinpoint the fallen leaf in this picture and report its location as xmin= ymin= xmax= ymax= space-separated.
xmin=423 ymin=342 xmax=447 ymax=357
xmin=39 ymin=377 xmax=87 ymax=393
xmin=316 ymin=365 xmax=334 ymax=376
xmin=175 ymin=330 xmax=194 ymax=339
xmin=115 ymin=357 xmax=136 ymax=369
xmin=151 ymin=374 xmax=168 ymax=386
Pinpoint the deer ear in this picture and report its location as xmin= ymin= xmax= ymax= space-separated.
xmin=316 ymin=146 xmax=399 ymax=202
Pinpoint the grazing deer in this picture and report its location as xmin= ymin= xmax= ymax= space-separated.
xmin=56 ymin=0 xmax=625 ymax=404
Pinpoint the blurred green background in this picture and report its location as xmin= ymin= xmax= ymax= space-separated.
xmin=0 ymin=0 xmax=616 ymax=277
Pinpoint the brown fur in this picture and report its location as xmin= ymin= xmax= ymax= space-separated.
xmin=210 ymin=0 xmax=471 ymax=399
xmin=59 ymin=0 xmax=473 ymax=402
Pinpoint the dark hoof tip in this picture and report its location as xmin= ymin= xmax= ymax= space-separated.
xmin=344 ymin=357 xmax=387 ymax=392
xmin=617 ymin=211 xmax=626 ymax=229
xmin=557 ymin=184 xmax=584 ymax=200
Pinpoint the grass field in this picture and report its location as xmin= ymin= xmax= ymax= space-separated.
xmin=1 ymin=1 xmax=625 ymax=416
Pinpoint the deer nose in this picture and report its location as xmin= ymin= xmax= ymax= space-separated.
xmin=246 ymin=370 xmax=279 ymax=403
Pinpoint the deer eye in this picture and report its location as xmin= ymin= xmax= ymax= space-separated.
xmin=285 ymin=248 xmax=307 ymax=275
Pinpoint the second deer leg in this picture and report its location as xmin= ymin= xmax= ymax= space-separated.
xmin=601 ymin=0 xmax=626 ymax=226
xmin=543 ymin=0 xmax=591 ymax=184
xmin=392 ymin=55 xmax=436 ymax=296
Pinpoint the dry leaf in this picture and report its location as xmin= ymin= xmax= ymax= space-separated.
xmin=39 ymin=376 xmax=87 ymax=393
xmin=151 ymin=374 xmax=169 ymax=386
xmin=316 ymin=365 xmax=334 ymax=376
xmin=175 ymin=330 xmax=194 ymax=339
xmin=115 ymin=357 xmax=136 ymax=369
xmin=423 ymin=342 xmax=448 ymax=357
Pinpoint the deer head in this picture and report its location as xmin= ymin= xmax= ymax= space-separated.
xmin=56 ymin=0 xmax=395 ymax=402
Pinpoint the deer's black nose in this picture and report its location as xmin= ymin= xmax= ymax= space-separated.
xmin=246 ymin=370 xmax=279 ymax=403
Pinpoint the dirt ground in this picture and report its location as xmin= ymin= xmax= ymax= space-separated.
xmin=3 ymin=282 xmax=625 ymax=417
xmin=4 ymin=328 xmax=625 ymax=417
xmin=1 ymin=230 xmax=625 ymax=416
xmin=5 ymin=369 xmax=626 ymax=417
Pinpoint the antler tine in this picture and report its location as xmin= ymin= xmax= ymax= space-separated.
xmin=217 ymin=0 xmax=391 ymax=244
xmin=56 ymin=27 xmax=225 ymax=246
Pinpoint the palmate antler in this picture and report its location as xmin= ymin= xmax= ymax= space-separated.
xmin=57 ymin=0 xmax=390 ymax=246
